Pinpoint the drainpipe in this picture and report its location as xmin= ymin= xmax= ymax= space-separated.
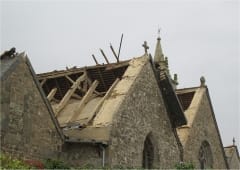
xmin=100 ymin=144 xmax=106 ymax=168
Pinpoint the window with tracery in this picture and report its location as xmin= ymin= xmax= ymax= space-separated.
xmin=198 ymin=141 xmax=213 ymax=169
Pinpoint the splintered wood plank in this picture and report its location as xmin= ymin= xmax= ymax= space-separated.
xmin=55 ymin=73 xmax=86 ymax=116
xmin=68 ymin=80 xmax=99 ymax=123
xmin=82 ymin=78 xmax=120 ymax=125
xmin=47 ymin=88 xmax=57 ymax=101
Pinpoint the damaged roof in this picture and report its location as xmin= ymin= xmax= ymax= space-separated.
xmin=37 ymin=54 xmax=187 ymax=143
xmin=37 ymin=56 xmax=152 ymax=143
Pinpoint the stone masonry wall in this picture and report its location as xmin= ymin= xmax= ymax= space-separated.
xmin=59 ymin=143 xmax=103 ymax=168
xmin=108 ymin=60 xmax=181 ymax=168
xmin=0 ymin=57 xmax=62 ymax=160
xmin=227 ymin=148 xmax=240 ymax=169
xmin=183 ymin=89 xmax=228 ymax=168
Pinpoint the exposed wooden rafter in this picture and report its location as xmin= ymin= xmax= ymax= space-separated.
xmin=68 ymin=80 xmax=99 ymax=123
xmin=54 ymin=79 xmax=64 ymax=99
xmin=55 ymin=72 xmax=87 ymax=116
xmin=47 ymin=88 xmax=57 ymax=101
xmin=97 ymin=68 xmax=107 ymax=91
xmin=92 ymin=54 xmax=99 ymax=65
xmin=40 ymin=79 xmax=47 ymax=86
xmin=72 ymin=93 xmax=82 ymax=100
xmin=100 ymin=48 xmax=110 ymax=64
xmin=65 ymin=75 xmax=86 ymax=93
xmin=82 ymin=78 xmax=120 ymax=125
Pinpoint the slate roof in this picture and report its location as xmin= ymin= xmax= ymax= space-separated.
xmin=176 ymin=87 xmax=198 ymax=111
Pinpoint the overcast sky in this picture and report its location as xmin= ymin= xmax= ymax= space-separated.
xmin=1 ymin=0 xmax=239 ymax=148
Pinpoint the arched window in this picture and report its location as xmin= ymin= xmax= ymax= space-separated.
xmin=198 ymin=141 xmax=213 ymax=169
xmin=142 ymin=133 xmax=154 ymax=169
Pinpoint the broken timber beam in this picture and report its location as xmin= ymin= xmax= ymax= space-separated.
xmin=110 ymin=43 xmax=119 ymax=63
xmin=92 ymin=54 xmax=99 ymax=65
xmin=82 ymin=78 xmax=120 ymax=125
xmin=100 ymin=48 xmax=110 ymax=64
xmin=68 ymin=80 xmax=99 ymax=123
xmin=55 ymin=72 xmax=87 ymax=116
xmin=47 ymin=88 xmax=57 ymax=101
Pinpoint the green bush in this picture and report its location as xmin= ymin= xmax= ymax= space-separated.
xmin=43 ymin=158 xmax=70 ymax=169
xmin=175 ymin=162 xmax=195 ymax=170
xmin=0 ymin=154 xmax=31 ymax=169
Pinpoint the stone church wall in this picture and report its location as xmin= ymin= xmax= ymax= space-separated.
xmin=59 ymin=143 xmax=103 ymax=168
xmin=108 ymin=61 xmax=181 ymax=168
xmin=0 ymin=57 xmax=62 ymax=160
xmin=227 ymin=148 xmax=240 ymax=169
xmin=183 ymin=90 xmax=228 ymax=168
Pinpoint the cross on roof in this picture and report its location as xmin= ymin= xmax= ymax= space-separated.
xmin=142 ymin=41 xmax=149 ymax=54
xmin=158 ymin=28 xmax=161 ymax=36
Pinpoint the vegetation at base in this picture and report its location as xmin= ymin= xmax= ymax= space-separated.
xmin=1 ymin=153 xmax=195 ymax=169
xmin=43 ymin=158 xmax=70 ymax=169
xmin=175 ymin=162 xmax=195 ymax=169
xmin=0 ymin=154 xmax=31 ymax=169
xmin=0 ymin=154 xmax=70 ymax=169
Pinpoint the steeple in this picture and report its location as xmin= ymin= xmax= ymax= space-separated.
xmin=154 ymin=32 xmax=165 ymax=64
xmin=153 ymin=30 xmax=179 ymax=89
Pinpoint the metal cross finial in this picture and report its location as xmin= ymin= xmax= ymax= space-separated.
xmin=233 ymin=137 xmax=235 ymax=146
xmin=142 ymin=41 xmax=149 ymax=54
xmin=157 ymin=28 xmax=161 ymax=40
xmin=158 ymin=28 xmax=161 ymax=36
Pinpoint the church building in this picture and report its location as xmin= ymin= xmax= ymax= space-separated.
xmin=1 ymin=36 xmax=238 ymax=169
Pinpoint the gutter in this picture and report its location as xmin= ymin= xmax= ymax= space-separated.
xmin=100 ymin=144 xmax=106 ymax=168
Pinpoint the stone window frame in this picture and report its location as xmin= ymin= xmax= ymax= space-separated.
xmin=142 ymin=132 xmax=155 ymax=169
xmin=198 ymin=140 xmax=213 ymax=169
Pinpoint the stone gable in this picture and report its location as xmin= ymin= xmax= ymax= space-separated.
xmin=177 ymin=87 xmax=228 ymax=168
xmin=109 ymin=57 xmax=181 ymax=168
xmin=0 ymin=55 xmax=62 ymax=160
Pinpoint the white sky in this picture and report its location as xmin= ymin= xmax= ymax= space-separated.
xmin=1 ymin=0 xmax=239 ymax=148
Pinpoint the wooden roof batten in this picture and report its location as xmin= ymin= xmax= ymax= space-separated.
xmin=55 ymin=72 xmax=87 ymax=115
xmin=65 ymin=75 xmax=86 ymax=93
xmin=67 ymin=78 xmax=120 ymax=128
xmin=67 ymin=80 xmax=100 ymax=123
xmin=47 ymin=88 xmax=57 ymax=101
